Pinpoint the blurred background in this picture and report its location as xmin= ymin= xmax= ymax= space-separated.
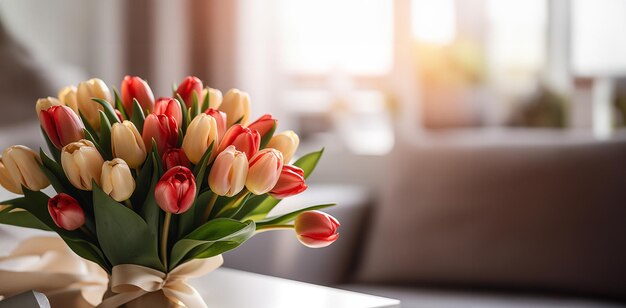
xmin=1 ymin=0 xmax=626 ymax=307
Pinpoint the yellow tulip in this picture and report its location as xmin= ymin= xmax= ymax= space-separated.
xmin=182 ymin=114 xmax=218 ymax=164
xmin=219 ymin=89 xmax=250 ymax=127
xmin=77 ymin=78 xmax=112 ymax=129
xmin=0 ymin=157 xmax=23 ymax=194
xmin=2 ymin=146 xmax=50 ymax=193
xmin=61 ymin=140 xmax=104 ymax=190
xmin=202 ymin=87 xmax=223 ymax=110
xmin=111 ymin=121 xmax=147 ymax=168
xmin=58 ymin=86 xmax=79 ymax=114
xmin=101 ymin=158 xmax=135 ymax=201
xmin=266 ymin=130 xmax=299 ymax=163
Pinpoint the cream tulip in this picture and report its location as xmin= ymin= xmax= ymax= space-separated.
xmin=77 ymin=78 xmax=112 ymax=129
xmin=219 ymin=89 xmax=250 ymax=127
xmin=202 ymin=87 xmax=223 ymax=110
xmin=101 ymin=159 xmax=135 ymax=201
xmin=61 ymin=140 xmax=104 ymax=191
xmin=209 ymin=146 xmax=248 ymax=197
xmin=2 ymin=146 xmax=50 ymax=193
xmin=58 ymin=86 xmax=79 ymax=114
xmin=182 ymin=114 xmax=218 ymax=164
xmin=245 ymin=148 xmax=283 ymax=195
xmin=0 ymin=158 xmax=20 ymax=194
xmin=35 ymin=97 xmax=62 ymax=120
xmin=266 ymin=130 xmax=299 ymax=163
xmin=111 ymin=121 xmax=147 ymax=168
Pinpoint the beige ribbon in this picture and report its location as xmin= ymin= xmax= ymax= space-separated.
xmin=0 ymin=236 xmax=109 ymax=307
xmin=97 ymin=256 xmax=223 ymax=308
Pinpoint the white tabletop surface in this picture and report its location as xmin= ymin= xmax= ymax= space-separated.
xmin=190 ymin=268 xmax=399 ymax=308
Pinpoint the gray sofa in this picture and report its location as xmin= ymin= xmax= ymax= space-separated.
xmin=224 ymin=130 xmax=626 ymax=307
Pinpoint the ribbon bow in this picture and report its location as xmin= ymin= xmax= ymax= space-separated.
xmin=98 ymin=256 xmax=223 ymax=308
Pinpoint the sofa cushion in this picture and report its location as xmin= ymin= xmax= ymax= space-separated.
xmin=356 ymin=131 xmax=626 ymax=298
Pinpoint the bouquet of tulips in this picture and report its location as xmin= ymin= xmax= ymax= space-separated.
xmin=0 ymin=76 xmax=339 ymax=307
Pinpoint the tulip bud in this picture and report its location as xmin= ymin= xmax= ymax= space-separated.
xmin=154 ymin=97 xmax=183 ymax=128
xmin=77 ymin=78 xmax=112 ymax=129
xmin=58 ymin=86 xmax=79 ymax=114
xmin=154 ymin=166 xmax=196 ymax=214
xmin=101 ymin=158 xmax=135 ymax=202
xmin=201 ymin=87 xmax=223 ymax=110
xmin=48 ymin=193 xmax=85 ymax=231
xmin=269 ymin=165 xmax=307 ymax=199
xmin=35 ymin=97 xmax=63 ymax=120
xmin=40 ymin=105 xmax=85 ymax=149
xmin=121 ymin=75 xmax=155 ymax=116
xmin=162 ymin=148 xmax=190 ymax=170
xmin=204 ymin=108 xmax=227 ymax=142
xmin=111 ymin=121 xmax=146 ymax=169
xmin=0 ymin=157 xmax=23 ymax=194
xmin=61 ymin=140 xmax=104 ymax=191
xmin=182 ymin=114 xmax=218 ymax=164
xmin=175 ymin=76 xmax=203 ymax=108
xmin=217 ymin=124 xmax=260 ymax=160
xmin=209 ymin=146 xmax=248 ymax=197
xmin=2 ymin=146 xmax=50 ymax=193
xmin=248 ymin=114 xmax=277 ymax=141
xmin=294 ymin=211 xmax=340 ymax=248
xmin=142 ymin=114 xmax=178 ymax=156
xmin=220 ymin=89 xmax=251 ymax=127
xmin=245 ymin=148 xmax=283 ymax=195
xmin=266 ymin=130 xmax=299 ymax=163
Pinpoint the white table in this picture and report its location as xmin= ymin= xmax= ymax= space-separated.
xmin=190 ymin=268 xmax=400 ymax=308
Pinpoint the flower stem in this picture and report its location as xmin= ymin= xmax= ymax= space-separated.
xmin=161 ymin=212 xmax=172 ymax=271
xmin=255 ymin=224 xmax=294 ymax=233
xmin=201 ymin=192 xmax=219 ymax=222
xmin=123 ymin=199 xmax=133 ymax=210
xmin=80 ymin=225 xmax=97 ymax=240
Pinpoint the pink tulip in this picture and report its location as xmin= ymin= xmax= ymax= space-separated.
xmin=245 ymin=148 xmax=283 ymax=195
xmin=48 ymin=193 xmax=85 ymax=231
xmin=294 ymin=211 xmax=340 ymax=248
xmin=175 ymin=76 xmax=203 ymax=108
xmin=154 ymin=97 xmax=183 ymax=128
xmin=39 ymin=105 xmax=85 ymax=149
xmin=162 ymin=148 xmax=190 ymax=170
xmin=121 ymin=75 xmax=155 ymax=116
xmin=269 ymin=165 xmax=307 ymax=199
xmin=204 ymin=108 xmax=227 ymax=142
xmin=142 ymin=114 xmax=178 ymax=155
xmin=154 ymin=166 xmax=196 ymax=214
xmin=217 ymin=124 xmax=260 ymax=160
xmin=248 ymin=114 xmax=277 ymax=141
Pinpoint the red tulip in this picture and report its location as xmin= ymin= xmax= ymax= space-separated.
xmin=48 ymin=193 xmax=85 ymax=231
xmin=217 ymin=124 xmax=260 ymax=159
xmin=154 ymin=97 xmax=183 ymax=128
xmin=121 ymin=75 xmax=155 ymax=116
xmin=142 ymin=114 xmax=178 ymax=155
xmin=248 ymin=114 xmax=277 ymax=141
xmin=269 ymin=165 xmax=307 ymax=199
xmin=205 ymin=108 xmax=227 ymax=142
xmin=39 ymin=105 xmax=85 ymax=149
xmin=294 ymin=211 xmax=340 ymax=248
xmin=154 ymin=166 xmax=196 ymax=214
xmin=175 ymin=76 xmax=203 ymax=108
xmin=162 ymin=148 xmax=190 ymax=170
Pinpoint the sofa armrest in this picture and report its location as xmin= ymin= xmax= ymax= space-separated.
xmin=223 ymin=185 xmax=371 ymax=286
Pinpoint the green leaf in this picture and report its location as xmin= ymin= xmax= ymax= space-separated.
xmin=62 ymin=236 xmax=112 ymax=273
xmin=83 ymin=129 xmax=105 ymax=155
xmin=259 ymin=122 xmax=277 ymax=149
xmin=113 ymin=88 xmax=128 ymax=120
xmin=239 ymin=148 xmax=325 ymax=221
xmin=176 ymin=94 xmax=189 ymax=133
xmin=98 ymin=111 xmax=113 ymax=160
xmin=93 ymin=184 xmax=164 ymax=271
xmin=131 ymin=151 xmax=154 ymax=209
xmin=139 ymin=153 xmax=163 ymax=249
xmin=178 ymin=189 xmax=211 ymax=238
xmin=0 ymin=206 xmax=52 ymax=231
xmin=190 ymin=91 xmax=200 ymax=120
xmin=170 ymin=218 xmax=255 ymax=269
xmin=79 ymin=111 xmax=99 ymax=142
xmin=92 ymin=98 xmax=120 ymax=125
xmin=192 ymin=142 xmax=214 ymax=194
xmin=201 ymin=88 xmax=210 ymax=112
xmin=255 ymin=203 xmax=335 ymax=227
xmin=39 ymin=127 xmax=62 ymax=162
xmin=130 ymin=99 xmax=145 ymax=134
xmin=217 ymin=193 xmax=253 ymax=219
